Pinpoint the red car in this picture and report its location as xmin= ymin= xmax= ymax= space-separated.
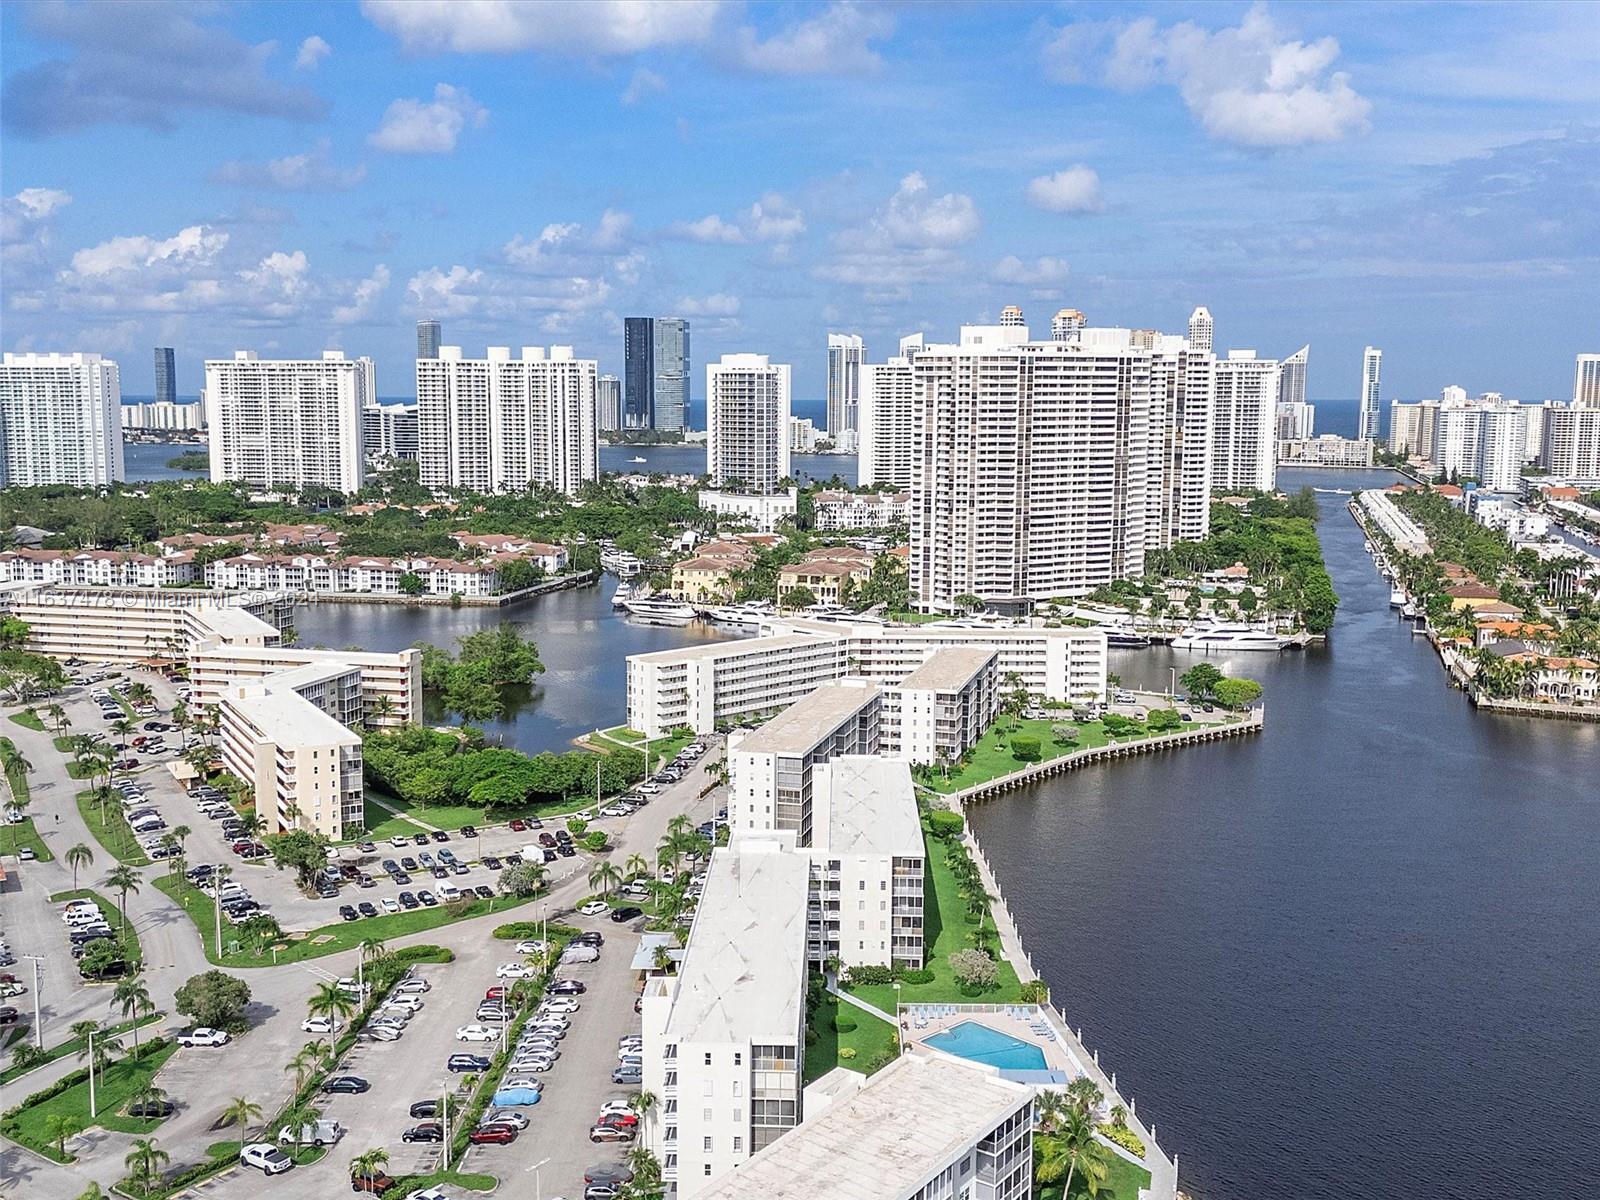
xmin=350 ymin=1173 xmax=395 ymax=1195
xmin=484 ymin=986 xmax=506 ymax=1000
xmin=468 ymin=1123 xmax=518 ymax=1146
xmin=231 ymin=840 xmax=253 ymax=853
xmin=538 ymin=832 xmax=557 ymax=848
xmin=597 ymin=1111 xmax=638 ymax=1128
xmin=509 ymin=819 xmax=527 ymax=832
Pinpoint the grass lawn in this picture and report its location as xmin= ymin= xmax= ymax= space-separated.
xmin=0 ymin=1042 xmax=178 ymax=1160
xmin=886 ymin=610 xmax=946 ymax=624
xmin=8 ymin=710 xmax=46 ymax=731
xmin=803 ymin=991 xmax=899 ymax=1084
xmin=4 ymin=816 xmax=53 ymax=861
xmin=924 ymin=718 xmax=1114 ymax=795
xmin=358 ymin=796 xmax=424 ymax=840
xmin=587 ymin=724 xmax=695 ymax=773
xmin=1035 ymin=1148 xmax=1152 ymax=1199
xmin=844 ymin=829 xmax=1023 ymax=1012
xmin=75 ymin=788 xmax=151 ymax=866
xmin=152 ymin=874 xmax=540 ymax=967
xmin=1 ymin=736 xmax=34 ymax=803
xmin=361 ymin=786 xmax=600 ymax=836
xmin=50 ymin=886 xmax=142 ymax=969
xmin=391 ymin=1171 xmax=497 ymax=1198
xmin=0 ymin=1011 xmax=164 ymax=1086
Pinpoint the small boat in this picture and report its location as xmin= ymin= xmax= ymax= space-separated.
xmin=1389 ymin=587 xmax=1406 ymax=608
xmin=703 ymin=602 xmax=775 ymax=628
xmin=611 ymin=582 xmax=635 ymax=609
xmin=629 ymin=456 xmax=648 ymax=464
xmin=1171 ymin=623 xmax=1287 ymax=652
xmin=1363 ymin=540 xmax=1374 ymax=553
xmin=1401 ymin=601 xmax=1420 ymax=619
xmin=622 ymin=596 xmax=697 ymax=624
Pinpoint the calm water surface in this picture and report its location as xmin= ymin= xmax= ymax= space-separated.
xmin=969 ymin=469 xmax=1599 ymax=1200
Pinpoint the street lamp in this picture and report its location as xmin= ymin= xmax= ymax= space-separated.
xmin=525 ymin=1156 xmax=551 ymax=1200
xmin=20 ymin=954 xmax=44 ymax=1049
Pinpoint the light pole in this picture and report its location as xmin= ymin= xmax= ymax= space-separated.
xmin=442 ymin=1091 xmax=451 ymax=1171
xmin=525 ymin=1156 xmax=551 ymax=1200
xmin=87 ymin=1030 xmax=97 ymax=1118
xmin=21 ymin=955 xmax=44 ymax=1048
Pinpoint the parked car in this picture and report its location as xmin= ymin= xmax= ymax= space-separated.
xmin=239 ymin=1143 xmax=293 ymax=1175
xmin=448 ymin=1053 xmax=492 ymax=1073
xmin=350 ymin=1172 xmax=396 ymax=1195
xmin=278 ymin=1118 xmax=344 ymax=1147
xmin=610 ymin=906 xmax=644 ymax=923
xmin=402 ymin=1122 xmax=445 ymax=1144
xmin=177 ymin=1028 xmax=231 ymax=1047
xmin=579 ymin=900 xmax=609 ymax=917
xmin=548 ymin=979 xmax=587 ymax=995
xmin=589 ymin=1123 xmax=635 ymax=1143
xmin=322 ymin=1076 xmax=371 ymax=1094
xmin=457 ymin=1024 xmax=499 ymax=1042
xmin=469 ymin=1123 xmax=518 ymax=1146
xmin=127 ymin=1097 xmax=175 ymax=1118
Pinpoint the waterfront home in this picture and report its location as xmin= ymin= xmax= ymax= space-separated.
xmin=811 ymin=490 xmax=910 ymax=531
xmin=451 ymin=533 xmax=568 ymax=572
xmin=1445 ymin=582 xmax=1504 ymax=611
xmin=671 ymin=555 xmax=742 ymax=603
xmin=0 ymin=548 xmax=198 ymax=588
xmin=1474 ymin=620 xmax=1558 ymax=650
xmin=1479 ymin=641 xmax=1599 ymax=703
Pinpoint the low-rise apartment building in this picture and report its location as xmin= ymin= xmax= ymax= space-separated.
xmin=627 ymin=619 xmax=1105 ymax=737
xmin=776 ymin=551 xmax=872 ymax=607
xmin=188 ymin=642 xmax=420 ymax=728
xmin=698 ymin=488 xmax=798 ymax=533
xmin=1277 ymin=434 xmax=1375 ymax=468
xmin=811 ymin=491 xmax=909 ymax=531
xmin=887 ymin=646 xmax=998 ymax=766
xmin=0 ymin=549 xmax=198 ymax=588
xmin=672 ymin=556 xmax=743 ymax=603
xmin=642 ymin=838 xmax=809 ymax=1197
xmin=0 ymin=585 xmax=293 ymax=663
xmin=690 ymin=1051 xmax=1035 ymax=1200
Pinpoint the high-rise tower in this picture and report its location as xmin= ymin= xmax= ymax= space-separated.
xmin=1358 ymin=346 xmax=1383 ymax=441
xmin=1187 ymin=307 xmax=1213 ymax=355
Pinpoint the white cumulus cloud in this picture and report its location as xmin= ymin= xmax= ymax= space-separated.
xmin=295 ymin=35 xmax=332 ymax=70
xmin=748 ymin=193 xmax=805 ymax=242
xmin=1026 ymin=166 xmax=1104 ymax=213
xmin=674 ymin=293 xmax=741 ymax=317
xmin=211 ymin=140 xmax=367 ymax=192
xmin=992 ymin=255 xmax=1071 ymax=286
xmin=1043 ymin=3 xmax=1371 ymax=148
xmin=369 ymin=84 xmax=488 ymax=155
xmin=361 ymin=0 xmax=720 ymax=54
xmin=70 ymin=225 xmax=228 ymax=277
xmin=332 ymin=264 xmax=391 ymax=324
xmin=816 ymin=173 xmax=980 ymax=297
xmin=668 ymin=214 xmax=747 ymax=244
xmin=728 ymin=2 xmax=894 ymax=77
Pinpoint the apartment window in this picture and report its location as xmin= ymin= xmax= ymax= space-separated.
xmin=733 ymin=1081 xmax=742 ymax=1097
xmin=703 ymin=1137 xmax=713 ymax=1152
xmin=734 ymin=1052 xmax=742 ymax=1065
xmin=733 ymin=1136 xmax=743 ymax=1152
xmin=704 ymin=1165 xmax=712 ymax=1177
xmin=703 ymin=1108 xmax=712 ymax=1122
xmin=858 ymin=879 xmax=866 ymax=890
xmin=704 ymin=1052 xmax=712 ymax=1066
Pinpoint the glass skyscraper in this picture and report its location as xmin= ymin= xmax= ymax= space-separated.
xmin=417 ymin=319 xmax=441 ymax=360
xmin=154 ymin=346 xmax=176 ymax=404
xmin=624 ymin=316 xmax=690 ymax=431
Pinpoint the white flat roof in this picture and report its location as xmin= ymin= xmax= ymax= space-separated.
xmin=693 ymin=1052 xmax=1033 ymax=1200
xmin=222 ymin=685 xmax=360 ymax=748
xmin=818 ymin=757 xmax=922 ymax=858
xmin=630 ymin=632 xmax=832 ymax=665
xmin=896 ymin=646 xmax=996 ymax=691
xmin=736 ymin=682 xmax=878 ymax=755
xmin=663 ymin=840 xmax=809 ymax=1045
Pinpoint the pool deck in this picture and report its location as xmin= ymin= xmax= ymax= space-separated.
xmin=900 ymin=1004 xmax=1084 ymax=1081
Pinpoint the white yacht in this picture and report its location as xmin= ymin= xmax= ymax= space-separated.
xmin=1389 ymin=587 xmax=1407 ymax=608
xmin=703 ymin=601 xmax=774 ymax=628
xmin=611 ymin=582 xmax=636 ymax=609
xmin=1171 ymin=623 xmax=1287 ymax=652
xmin=622 ymin=596 xmax=697 ymax=624
xmin=629 ymin=456 xmax=647 ymax=464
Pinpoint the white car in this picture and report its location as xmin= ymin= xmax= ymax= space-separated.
xmin=239 ymin=1142 xmax=293 ymax=1175
xmin=413 ymin=1189 xmax=455 ymax=1200
xmin=496 ymin=962 xmax=535 ymax=979
xmin=456 ymin=1024 xmax=499 ymax=1042
xmin=366 ymin=1025 xmax=402 ymax=1042
xmin=390 ymin=835 xmax=412 ymax=847
xmin=500 ymin=1076 xmax=544 ymax=1089
xmin=515 ymin=940 xmax=548 ymax=956
xmin=539 ymin=998 xmax=579 ymax=1014
xmin=380 ymin=898 xmax=400 ymax=914
xmin=393 ymin=976 xmax=430 ymax=993
xmin=384 ymin=994 xmax=423 ymax=1012
xmin=598 ymin=1100 xmax=636 ymax=1118
xmin=481 ymin=1109 xmax=531 ymax=1129
xmin=177 ymin=1027 xmax=231 ymax=1047
xmin=579 ymin=901 xmax=609 ymax=917
xmin=657 ymin=867 xmax=676 ymax=885
xmin=301 ymin=1017 xmax=336 ymax=1034
xmin=637 ymin=782 xmax=661 ymax=794
xmin=600 ymin=805 xmax=629 ymax=818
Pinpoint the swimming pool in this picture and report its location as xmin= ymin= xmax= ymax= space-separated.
xmin=924 ymin=1020 xmax=1047 ymax=1071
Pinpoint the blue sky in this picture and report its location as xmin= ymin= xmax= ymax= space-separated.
xmin=2 ymin=1 xmax=1596 ymax=410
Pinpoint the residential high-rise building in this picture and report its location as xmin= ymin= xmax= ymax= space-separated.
xmin=857 ymin=333 xmax=921 ymax=489
xmin=1540 ymin=402 xmax=1600 ymax=477
xmin=1188 ymin=306 xmax=1213 ymax=354
xmin=909 ymin=322 xmax=1157 ymax=608
xmin=416 ymin=319 xmax=441 ymax=360
xmin=706 ymin=353 xmax=790 ymax=492
xmin=1211 ymin=351 xmax=1280 ymax=492
xmin=205 ymin=351 xmax=370 ymax=494
xmin=1358 ymin=346 xmax=1383 ymax=441
xmin=1388 ymin=400 xmax=1436 ymax=457
xmin=123 ymin=401 xmax=203 ymax=432
xmin=1274 ymin=345 xmax=1314 ymax=440
xmin=825 ymin=333 xmax=865 ymax=442
xmin=624 ymin=316 xmax=691 ymax=431
xmin=154 ymin=346 xmax=177 ymax=405
xmin=1428 ymin=391 xmax=1528 ymax=490
xmin=1476 ymin=405 xmax=1528 ymax=492
xmin=597 ymin=373 xmax=623 ymax=432
xmin=1148 ymin=335 xmax=1216 ymax=545
xmin=0 ymin=352 xmax=125 ymax=487
xmin=999 ymin=304 xmax=1025 ymax=328
xmin=416 ymin=345 xmax=598 ymax=496
xmin=1051 ymin=309 xmax=1086 ymax=341
xmin=1575 ymin=354 xmax=1600 ymax=406
xmin=362 ymin=402 xmax=419 ymax=461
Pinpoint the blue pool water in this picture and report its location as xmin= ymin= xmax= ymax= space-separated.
xmin=924 ymin=1021 xmax=1047 ymax=1071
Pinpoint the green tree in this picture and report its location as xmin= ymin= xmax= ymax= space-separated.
xmin=114 ymin=976 xmax=156 ymax=1054
xmin=1035 ymin=1106 xmax=1109 ymax=1196
xmin=308 ymin=981 xmax=357 ymax=1034
xmin=220 ymin=1095 xmax=263 ymax=1141
xmin=105 ymin=863 xmax=141 ymax=932
xmin=1213 ymin=677 xmax=1264 ymax=710
xmin=349 ymin=1148 xmax=390 ymax=1190
xmin=1147 ymin=708 xmax=1183 ymax=732
xmin=1009 ymin=734 xmax=1042 ymax=762
xmin=589 ymin=859 xmax=624 ymax=897
xmin=498 ymin=861 xmax=548 ymax=897
xmin=398 ymin=572 xmax=425 ymax=596
xmin=124 ymin=1137 xmax=170 ymax=1190
xmin=781 ymin=584 xmax=818 ymax=610
xmin=267 ymin=828 xmax=333 ymax=889
xmin=1179 ymin=663 xmax=1224 ymax=701
xmin=173 ymin=970 xmax=252 ymax=1030
xmin=65 ymin=842 xmax=95 ymax=890
xmin=44 ymin=1113 xmax=83 ymax=1159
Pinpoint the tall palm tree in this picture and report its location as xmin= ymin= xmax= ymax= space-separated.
xmin=349 ymin=1148 xmax=390 ymax=1190
xmin=220 ymin=1095 xmax=263 ymax=1141
xmin=1066 ymin=1075 xmax=1104 ymax=1120
xmin=111 ymin=717 xmax=135 ymax=749
xmin=170 ymin=704 xmax=190 ymax=749
xmin=124 ymin=1137 xmax=170 ymax=1190
xmin=114 ymin=976 xmax=155 ymax=1054
xmin=286 ymin=1041 xmax=328 ymax=1091
xmin=45 ymin=702 xmax=70 ymax=736
xmin=308 ymin=981 xmax=357 ymax=1034
xmin=624 ymin=853 xmax=650 ymax=881
xmin=44 ymin=1113 xmax=83 ymax=1159
xmin=64 ymin=842 xmax=95 ymax=891
xmin=624 ymin=1144 xmax=663 ymax=1192
xmin=589 ymin=860 xmax=623 ymax=898
xmin=128 ymin=1082 xmax=168 ymax=1118
xmin=1034 ymin=1107 xmax=1108 ymax=1197
xmin=105 ymin=863 xmax=142 ymax=933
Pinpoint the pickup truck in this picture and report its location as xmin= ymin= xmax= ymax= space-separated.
xmin=177 ymin=1027 xmax=231 ymax=1047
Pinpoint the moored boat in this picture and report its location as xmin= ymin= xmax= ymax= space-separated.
xmin=1171 ymin=623 xmax=1288 ymax=652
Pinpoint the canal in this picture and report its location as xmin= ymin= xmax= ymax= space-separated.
xmin=968 ymin=468 xmax=1600 ymax=1200
xmin=295 ymin=466 xmax=1597 ymax=1199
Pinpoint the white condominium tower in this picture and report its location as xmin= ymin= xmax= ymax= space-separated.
xmin=416 ymin=346 xmax=598 ymax=496
xmin=825 ymin=333 xmax=864 ymax=441
xmin=1541 ymin=402 xmax=1600 ymax=477
xmin=0 ymin=352 xmax=124 ymax=488
xmin=706 ymin=354 xmax=791 ymax=492
xmin=857 ymin=333 xmax=922 ymax=488
xmin=1148 ymin=335 xmax=1216 ymax=544
xmin=1211 ymin=351 xmax=1280 ymax=491
xmin=205 ymin=351 xmax=369 ymax=494
xmin=1575 ymin=354 xmax=1600 ymax=406
xmin=1188 ymin=306 xmax=1213 ymax=354
xmin=1358 ymin=346 xmax=1383 ymax=441
xmin=909 ymin=321 xmax=1158 ymax=608
xmin=1051 ymin=309 xmax=1086 ymax=341
xmin=1275 ymin=345 xmax=1314 ymax=440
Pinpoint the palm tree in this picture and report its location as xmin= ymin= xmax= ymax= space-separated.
xmin=111 ymin=717 xmax=135 ymax=749
xmin=624 ymin=853 xmax=650 ymax=881
xmin=170 ymin=704 xmax=190 ymax=749
xmin=128 ymin=1082 xmax=168 ymax=1119
xmin=1034 ymin=1106 xmax=1108 ymax=1197
xmin=238 ymin=811 xmax=266 ymax=841
xmin=45 ymin=702 xmax=70 ymax=736
xmin=220 ymin=1095 xmax=263 ymax=1141
xmin=114 ymin=977 xmax=155 ymax=1054
xmin=75 ymin=1182 xmax=108 ymax=1200
xmin=65 ymin=843 xmax=95 ymax=891
xmin=308 ymin=981 xmax=357 ymax=1034
xmin=589 ymin=859 xmax=623 ymax=898
xmin=44 ymin=1112 xmax=83 ymax=1158
xmin=624 ymin=1144 xmax=664 ymax=1192
xmin=124 ymin=1136 xmax=170 ymax=1190
xmin=664 ymin=813 xmax=695 ymax=840
xmin=105 ymin=863 xmax=142 ymax=933
xmin=1066 ymin=1075 xmax=1104 ymax=1121
xmin=286 ymin=1041 xmax=328 ymax=1091
xmin=349 ymin=1148 xmax=390 ymax=1190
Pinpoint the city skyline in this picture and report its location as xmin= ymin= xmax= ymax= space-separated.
xmin=2 ymin=2 xmax=1595 ymax=403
